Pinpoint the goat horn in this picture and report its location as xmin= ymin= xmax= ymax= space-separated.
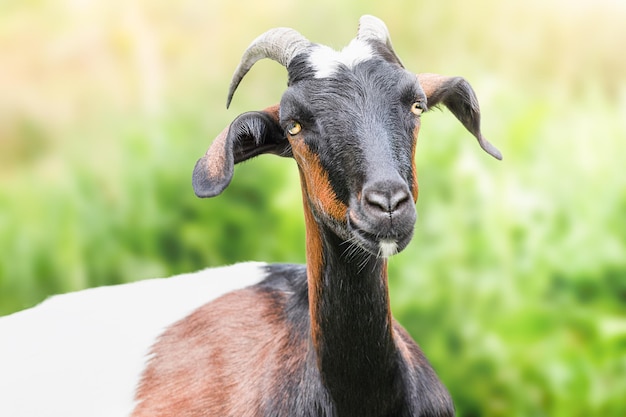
xmin=356 ymin=15 xmax=403 ymax=67
xmin=227 ymin=28 xmax=311 ymax=108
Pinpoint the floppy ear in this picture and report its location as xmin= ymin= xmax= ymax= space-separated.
xmin=192 ymin=105 xmax=291 ymax=197
xmin=417 ymin=73 xmax=502 ymax=160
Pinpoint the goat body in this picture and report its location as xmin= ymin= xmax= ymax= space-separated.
xmin=0 ymin=15 xmax=501 ymax=417
xmin=0 ymin=263 xmax=266 ymax=416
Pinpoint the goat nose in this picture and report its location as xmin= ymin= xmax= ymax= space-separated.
xmin=363 ymin=184 xmax=411 ymax=216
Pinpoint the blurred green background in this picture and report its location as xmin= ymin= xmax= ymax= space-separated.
xmin=1 ymin=0 xmax=625 ymax=415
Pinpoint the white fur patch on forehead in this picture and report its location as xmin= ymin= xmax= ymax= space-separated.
xmin=308 ymin=39 xmax=375 ymax=79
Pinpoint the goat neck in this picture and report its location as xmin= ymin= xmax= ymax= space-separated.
xmin=300 ymin=173 xmax=402 ymax=415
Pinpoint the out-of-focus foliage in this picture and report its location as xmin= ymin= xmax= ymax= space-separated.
xmin=1 ymin=0 xmax=624 ymax=415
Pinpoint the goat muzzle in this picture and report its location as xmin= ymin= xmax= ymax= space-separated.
xmin=348 ymin=180 xmax=416 ymax=258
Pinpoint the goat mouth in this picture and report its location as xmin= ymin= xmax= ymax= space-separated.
xmin=347 ymin=218 xmax=413 ymax=259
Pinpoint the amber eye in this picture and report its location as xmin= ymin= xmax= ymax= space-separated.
xmin=411 ymin=102 xmax=424 ymax=116
xmin=287 ymin=121 xmax=302 ymax=136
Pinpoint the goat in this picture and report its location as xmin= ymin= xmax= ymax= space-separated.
xmin=0 ymin=15 xmax=501 ymax=417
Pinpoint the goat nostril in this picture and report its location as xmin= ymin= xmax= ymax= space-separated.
xmin=365 ymin=190 xmax=387 ymax=212
xmin=389 ymin=190 xmax=410 ymax=212
xmin=364 ymin=188 xmax=410 ymax=214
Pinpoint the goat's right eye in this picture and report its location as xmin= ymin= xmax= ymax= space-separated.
xmin=411 ymin=102 xmax=425 ymax=116
xmin=287 ymin=121 xmax=302 ymax=136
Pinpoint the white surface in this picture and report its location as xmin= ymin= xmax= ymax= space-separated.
xmin=0 ymin=262 xmax=267 ymax=417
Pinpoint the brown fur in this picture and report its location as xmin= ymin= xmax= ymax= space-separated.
xmin=416 ymin=73 xmax=449 ymax=99
xmin=132 ymin=287 xmax=302 ymax=417
xmin=289 ymin=138 xmax=348 ymax=223
xmin=263 ymin=104 xmax=280 ymax=121
xmin=289 ymin=134 xmax=348 ymax=355
xmin=410 ymin=123 xmax=421 ymax=202
xmin=300 ymin=184 xmax=325 ymax=353
xmin=203 ymin=127 xmax=230 ymax=180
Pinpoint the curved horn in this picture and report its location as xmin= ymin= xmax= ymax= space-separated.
xmin=356 ymin=15 xmax=403 ymax=67
xmin=226 ymin=28 xmax=311 ymax=108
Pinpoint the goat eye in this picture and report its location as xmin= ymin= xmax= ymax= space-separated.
xmin=287 ymin=121 xmax=302 ymax=136
xmin=411 ymin=102 xmax=425 ymax=116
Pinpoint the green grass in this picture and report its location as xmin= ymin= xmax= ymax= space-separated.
xmin=1 ymin=0 xmax=625 ymax=415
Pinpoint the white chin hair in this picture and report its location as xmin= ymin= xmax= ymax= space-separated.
xmin=379 ymin=240 xmax=398 ymax=258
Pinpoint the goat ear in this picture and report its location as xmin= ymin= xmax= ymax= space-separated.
xmin=417 ymin=73 xmax=502 ymax=160
xmin=192 ymin=105 xmax=291 ymax=198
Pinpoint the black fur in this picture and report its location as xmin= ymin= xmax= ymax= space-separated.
xmin=282 ymin=55 xmax=423 ymax=204
xmin=191 ymin=28 xmax=493 ymax=416
xmin=257 ymin=262 xmax=454 ymax=417
xmin=280 ymin=52 xmax=425 ymax=255
xmin=192 ymin=110 xmax=290 ymax=197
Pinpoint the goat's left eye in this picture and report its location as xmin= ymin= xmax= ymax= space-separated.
xmin=287 ymin=121 xmax=302 ymax=136
xmin=411 ymin=102 xmax=425 ymax=116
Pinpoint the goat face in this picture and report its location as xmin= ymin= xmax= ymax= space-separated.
xmin=192 ymin=15 xmax=501 ymax=259
xmin=280 ymin=52 xmax=424 ymax=257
